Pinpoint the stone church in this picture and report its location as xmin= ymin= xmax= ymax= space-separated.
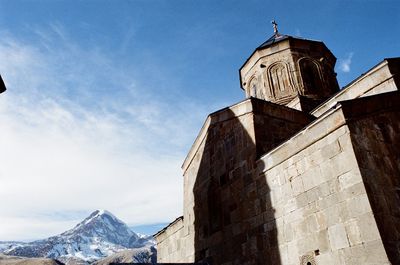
xmin=154 ymin=24 xmax=400 ymax=265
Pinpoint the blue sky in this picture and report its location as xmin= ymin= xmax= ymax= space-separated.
xmin=0 ymin=0 xmax=399 ymax=240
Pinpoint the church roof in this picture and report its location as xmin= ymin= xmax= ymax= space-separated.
xmin=255 ymin=32 xmax=323 ymax=50
xmin=256 ymin=33 xmax=292 ymax=49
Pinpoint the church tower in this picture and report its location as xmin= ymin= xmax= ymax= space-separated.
xmin=239 ymin=21 xmax=339 ymax=111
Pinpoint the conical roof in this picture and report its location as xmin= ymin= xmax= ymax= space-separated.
xmin=257 ymin=33 xmax=292 ymax=49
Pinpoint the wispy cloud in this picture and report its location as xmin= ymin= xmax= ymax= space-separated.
xmin=338 ymin=52 xmax=354 ymax=73
xmin=0 ymin=25 xmax=210 ymax=241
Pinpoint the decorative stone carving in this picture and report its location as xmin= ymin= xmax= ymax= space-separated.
xmin=300 ymin=254 xmax=317 ymax=265
xmin=248 ymin=77 xmax=258 ymax=98
xmin=267 ymin=62 xmax=293 ymax=100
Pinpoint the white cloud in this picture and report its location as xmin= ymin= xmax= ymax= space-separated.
xmin=338 ymin=52 xmax=354 ymax=73
xmin=0 ymin=26 xmax=209 ymax=241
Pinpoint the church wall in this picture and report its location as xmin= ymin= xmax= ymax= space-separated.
xmin=342 ymin=92 xmax=400 ymax=264
xmin=257 ymin=106 xmax=390 ymax=265
xmin=156 ymin=217 xmax=188 ymax=263
xmin=187 ymin=108 xmax=258 ymax=264
xmin=156 ymin=99 xmax=314 ymax=264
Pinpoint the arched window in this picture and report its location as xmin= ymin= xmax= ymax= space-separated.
xmin=299 ymin=59 xmax=323 ymax=94
xmin=248 ymin=78 xmax=258 ymax=97
xmin=268 ymin=62 xmax=292 ymax=99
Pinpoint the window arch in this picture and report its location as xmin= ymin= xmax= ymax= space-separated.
xmin=267 ymin=62 xmax=293 ymax=99
xmin=299 ymin=58 xmax=323 ymax=94
xmin=248 ymin=77 xmax=258 ymax=98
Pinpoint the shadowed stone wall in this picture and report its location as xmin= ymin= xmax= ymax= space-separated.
xmin=343 ymin=92 xmax=400 ymax=264
xmin=188 ymin=99 xmax=312 ymax=265
xmin=155 ymin=59 xmax=400 ymax=265
xmin=256 ymin=94 xmax=396 ymax=265
xmin=155 ymin=98 xmax=313 ymax=264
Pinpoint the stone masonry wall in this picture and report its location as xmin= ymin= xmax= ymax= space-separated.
xmin=156 ymin=217 xmax=187 ymax=263
xmin=257 ymin=106 xmax=390 ymax=265
xmin=155 ymin=99 xmax=313 ymax=264
xmin=156 ymin=93 xmax=399 ymax=265
xmin=343 ymin=93 xmax=400 ymax=264
xmin=186 ymin=100 xmax=312 ymax=265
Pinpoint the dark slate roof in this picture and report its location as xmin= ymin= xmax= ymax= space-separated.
xmin=257 ymin=33 xmax=291 ymax=49
xmin=256 ymin=32 xmax=325 ymax=50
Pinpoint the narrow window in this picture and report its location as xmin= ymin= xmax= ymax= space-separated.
xmin=299 ymin=59 xmax=323 ymax=94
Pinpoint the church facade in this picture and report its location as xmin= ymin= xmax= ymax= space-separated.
xmin=154 ymin=27 xmax=400 ymax=265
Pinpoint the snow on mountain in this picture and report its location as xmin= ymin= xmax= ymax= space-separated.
xmin=0 ymin=242 xmax=26 ymax=253
xmin=1 ymin=210 xmax=155 ymax=263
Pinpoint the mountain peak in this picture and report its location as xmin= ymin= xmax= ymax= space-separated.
xmin=63 ymin=210 xmax=135 ymax=242
xmin=97 ymin=209 xmax=111 ymax=215
xmin=2 ymin=210 xmax=154 ymax=263
xmin=84 ymin=209 xmax=119 ymax=224
xmin=94 ymin=209 xmax=114 ymax=217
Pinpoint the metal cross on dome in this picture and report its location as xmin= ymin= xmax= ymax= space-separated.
xmin=271 ymin=19 xmax=278 ymax=34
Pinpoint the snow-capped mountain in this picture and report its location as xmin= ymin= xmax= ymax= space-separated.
xmin=0 ymin=241 xmax=26 ymax=252
xmin=1 ymin=210 xmax=155 ymax=263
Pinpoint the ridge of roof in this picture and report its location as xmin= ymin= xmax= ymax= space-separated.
xmin=257 ymin=33 xmax=291 ymax=49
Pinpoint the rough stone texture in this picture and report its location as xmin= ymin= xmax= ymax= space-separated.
xmin=256 ymin=101 xmax=391 ymax=265
xmin=239 ymin=37 xmax=339 ymax=106
xmin=155 ymin=217 xmax=187 ymax=263
xmin=342 ymin=92 xmax=400 ymax=264
xmin=187 ymin=99 xmax=312 ymax=265
xmin=155 ymin=30 xmax=400 ymax=265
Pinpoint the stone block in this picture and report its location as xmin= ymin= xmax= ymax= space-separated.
xmin=295 ymin=219 xmax=309 ymax=239
xmin=295 ymin=192 xmax=308 ymax=208
xmin=306 ymin=187 xmax=320 ymax=203
xmin=320 ymin=159 xmax=336 ymax=182
xmin=302 ymin=201 xmax=318 ymax=216
xmin=315 ymin=252 xmax=335 ymax=265
xmin=358 ymin=212 xmax=381 ymax=243
xmin=324 ymin=201 xmax=349 ymax=227
xmin=347 ymin=193 xmax=372 ymax=218
xmin=284 ymin=198 xmax=297 ymax=214
xmin=316 ymin=195 xmax=330 ymax=210
xmin=290 ymin=175 xmax=304 ymax=196
xmin=338 ymin=170 xmax=362 ymax=190
xmin=315 ymin=211 xmax=328 ymax=231
xmin=302 ymin=166 xmax=322 ymax=191
xmin=328 ymin=223 xmax=350 ymax=250
xmin=341 ymin=182 xmax=366 ymax=200
xmin=283 ymin=208 xmax=302 ymax=224
xmin=287 ymin=240 xmax=299 ymax=264
xmin=362 ymin=240 xmax=391 ymax=264
xmin=315 ymin=229 xmax=330 ymax=252
xmin=283 ymin=222 xmax=293 ymax=242
xmin=287 ymin=164 xmax=298 ymax=179
xmin=295 ymin=159 xmax=307 ymax=175
xmin=344 ymin=219 xmax=362 ymax=246
xmin=333 ymin=151 xmax=359 ymax=176
xmin=321 ymin=140 xmax=342 ymax=159
xmin=305 ymin=214 xmax=318 ymax=234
